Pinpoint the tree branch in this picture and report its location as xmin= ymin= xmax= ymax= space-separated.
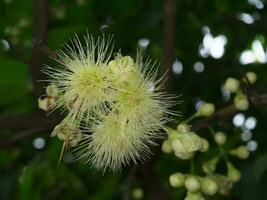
xmin=0 ymin=127 xmax=47 ymax=149
xmin=0 ymin=111 xmax=61 ymax=129
xmin=192 ymin=93 xmax=267 ymax=131
xmin=162 ymin=0 xmax=176 ymax=93
xmin=30 ymin=0 xmax=49 ymax=97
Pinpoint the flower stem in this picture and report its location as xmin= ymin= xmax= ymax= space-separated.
xmin=209 ymin=127 xmax=229 ymax=162
xmin=185 ymin=113 xmax=198 ymax=123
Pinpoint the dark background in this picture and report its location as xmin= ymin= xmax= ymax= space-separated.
xmin=1 ymin=0 xmax=267 ymax=199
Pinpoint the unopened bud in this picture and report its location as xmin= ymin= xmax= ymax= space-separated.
xmin=227 ymin=162 xmax=241 ymax=182
xmin=234 ymin=92 xmax=249 ymax=111
xmin=174 ymin=151 xmax=195 ymax=160
xmin=162 ymin=140 xmax=173 ymax=153
xmin=51 ymin=122 xmax=82 ymax=147
xmin=185 ymin=176 xmax=200 ymax=192
xmin=171 ymin=133 xmax=202 ymax=154
xmin=202 ymin=157 xmax=219 ymax=174
xmin=46 ymin=84 xmax=58 ymax=97
xmin=164 ymin=126 xmax=177 ymax=140
xmin=214 ymin=132 xmax=227 ymax=145
xmin=38 ymin=97 xmax=49 ymax=111
xmin=201 ymin=176 xmax=218 ymax=195
xmin=177 ymin=123 xmax=190 ymax=133
xmin=132 ymin=188 xmax=144 ymax=199
xmin=169 ymin=172 xmax=185 ymax=188
xmin=38 ymin=97 xmax=57 ymax=112
xmin=245 ymin=72 xmax=257 ymax=84
xmin=184 ymin=191 xmax=204 ymax=200
xmin=197 ymin=103 xmax=215 ymax=117
xmin=230 ymin=145 xmax=250 ymax=159
xmin=224 ymin=77 xmax=240 ymax=93
xmin=199 ymin=138 xmax=209 ymax=152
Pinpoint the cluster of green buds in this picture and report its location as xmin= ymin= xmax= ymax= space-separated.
xmin=162 ymin=123 xmax=209 ymax=159
xmin=169 ymin=172 xmax=218 ymax=199
xmin=163 ymin=84 xmax=254 ymax=199
xmin=224 ymin=71 xmax=257 ymax=111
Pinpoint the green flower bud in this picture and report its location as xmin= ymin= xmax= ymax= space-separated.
xmin=174 ymin=151 xmax=195 ymax=160
xmin=202 ymin=157 xmax=219 ymax=174
xmin=230 ymin=145 xmax=250 ymax=159
xmin=197 ymin=103 xmax=215 ymax=117
xmin=169 ymin=172 xmax=185 ymax=188
xmin=201 ymin=176 xmax=218 ymax=195
xmin=234 ymin=92 xmax=249 ymax=111
xmin=224 ymin=77 xmax=240 ymax=93
xmin=214 ymin=132 xmax=227 ymax=145
xmin=162 ymin=140 xmax=173 ymax=153
xmin=245 ymin=72 xmax=257 ymax=84
xmin=132 ymin=188 xmax=144 ymax=199
xmin=164 ymin=126 xmax=178 ymax=140
xmin=184 ymin=192 xmax=204 ymax=200
xmin=227 ymin=162 xmax=241 ymax=182
xmin=199 ymin=138 xmax=209 ymax=152
xmin=171 ymin=133 xmax=202 ymax=154
xmin=177 ymin=123 xmax=190 ymax=133
xmin=185 ymin=176 xmax=200 ymax=192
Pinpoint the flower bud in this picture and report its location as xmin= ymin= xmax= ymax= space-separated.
xmin=185 ymin=176 xmax=200 ymax=192
xmin=132 ymin=188 xmax=144 ymax=199
xmin=245 ymin=72 xmax=257 ymax=84
xmin=38 ymin=97 xmax=49 ymax=111
xmin=38 ymin=97 xmax=57 ymax=112
xmin=184 ymin=191 xmax=204 ymax=200
xmin=197 ymin=103 xmax=215 ymax=117
xmin=169 ymin=172 xmax=185 ymax=188
xmin=174 ymin=151 xmax=195 ymax=160
xmin=177 ymin=123 xmax=190 ymax=133
xmin=227 ymin=162 xmax=241 ymax=182
xmin=214 ymin=132 xmax=227 ymax=145
xmin=162 ymin=140 xmax=173 ymax=153
xmin=171 ymin=133 xmax=202 ymax=154
xmin=46 ymin=84 xmax=58 ymax=97
xmin=224 ymin=77 xmax=240 ymax=93
xmin=234 ymin=92 xmax=249 ymax=111
xmin=199 ymin=138 xmax=209 ymax=152
xmin=51 ymin=122 xmax=82 ymax=147
xmin=201 ymin=176 xmax=218 ymax=195
xmin=230 ymin=145 xmax=250 ymax=159
xmin=202 ymin=157 xmax=218 ymax=174
xmin=165 ymin=126 xmax=178 ymax=140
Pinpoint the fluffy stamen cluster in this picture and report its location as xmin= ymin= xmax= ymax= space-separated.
xmin=42 ymin=34 xmax=174 ymax=172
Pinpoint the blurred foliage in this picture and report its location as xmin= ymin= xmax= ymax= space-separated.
xmin=0 ymin=0 xmax=267 ymax=199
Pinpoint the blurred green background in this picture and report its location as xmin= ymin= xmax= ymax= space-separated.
xmin=1 ymin=0 xmax=267 ymax=199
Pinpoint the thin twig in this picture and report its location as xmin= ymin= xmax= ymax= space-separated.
xmin=0 ymin=127 xmax=47 ymax=148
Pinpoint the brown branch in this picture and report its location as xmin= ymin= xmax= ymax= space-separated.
xmin=162 ymin=0 xmax=176 ymax=93
xmin=192 ymin=105 xmax=237 ymax=131
xmin=0 ymin=111 xmax=61 ymax=129
xmin=192 ymin=93 xmax=267 ymax=131
xmin=0 ymin=127 xmax=47 ymax=149
xmin=30 ymin=0 xmax=49 ymax=97
xmin=33 ymin=39 xmax=62 ymax=63
xmin=133 ymin=1 xmax=178 ymax=199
